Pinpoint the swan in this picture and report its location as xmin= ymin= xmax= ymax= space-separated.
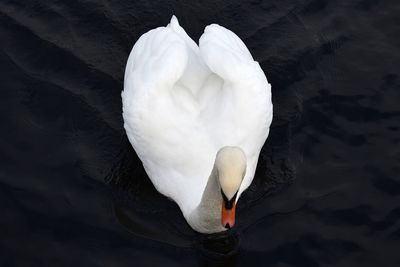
xmin=122 ymin=16 xmax=273 ymax=233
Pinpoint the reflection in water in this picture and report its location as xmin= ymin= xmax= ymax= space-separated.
xmin=195 ymin=230 xmax=240 ymax=267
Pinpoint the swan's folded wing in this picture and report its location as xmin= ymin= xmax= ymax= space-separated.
xmin=198 ymin=23 xmax=272 ymax=142
xmin=123 ymin=25 xmax=188 ymax=104
xmin=199 ymin=24 xmax=273 ymax=198
xmin=122 ymin=24 xmax=214 ymax=213
xmin=199 ymin=24 xmax=263 ymax=81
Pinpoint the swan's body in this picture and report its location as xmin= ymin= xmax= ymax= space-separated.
xmin=122 ymin=16 xmax=272 ymax=233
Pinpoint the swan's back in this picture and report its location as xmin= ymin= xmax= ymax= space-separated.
xmin=122 ymin=16 xmax=272 ymax=218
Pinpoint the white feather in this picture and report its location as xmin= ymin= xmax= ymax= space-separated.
xmin=122 ymin=16 xmax=273 ymax=230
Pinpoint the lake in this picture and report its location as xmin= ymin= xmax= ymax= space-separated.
xmin=1 ymin=0 xmax=399 ymax=266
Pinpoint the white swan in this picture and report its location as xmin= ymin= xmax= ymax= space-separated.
xmin=122 ymin=16 xmax=273 ymax=233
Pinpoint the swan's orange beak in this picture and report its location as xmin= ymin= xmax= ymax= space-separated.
xmin=221 ymin=200 xmax=236 ymax=229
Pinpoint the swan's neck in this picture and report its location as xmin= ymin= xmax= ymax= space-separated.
xmin=188 ymin=166 xmax=226 ymax=233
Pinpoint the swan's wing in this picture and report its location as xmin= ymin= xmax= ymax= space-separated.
xmin=199 ymin=24 xmax=273 ymax=198
xmin=123 ymin=25 xmax=188 ymax=102
xmin=199 ymin=24 xmax=261 ymax=81
xmin=122 ymin=21 xmax=214 ymax=215
xmin=122 ymin=22 xmax=190 ymax=154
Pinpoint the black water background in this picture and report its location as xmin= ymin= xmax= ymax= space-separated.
xmin=1 ymin=0 xmax=400 ymax=266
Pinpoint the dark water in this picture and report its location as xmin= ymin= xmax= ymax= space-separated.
xmin=1 ymin=0 xmax=399 ymax=266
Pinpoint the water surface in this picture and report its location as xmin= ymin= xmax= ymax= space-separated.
xmin=1 ymin=0 xmax=399 ymax=266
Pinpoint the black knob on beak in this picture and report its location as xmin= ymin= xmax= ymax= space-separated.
xmin=221 ymin=190 xmax=237 ymax=210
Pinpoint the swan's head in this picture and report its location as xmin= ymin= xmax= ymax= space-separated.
xmin=215 ymin=146 xmax=247 ymax=229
